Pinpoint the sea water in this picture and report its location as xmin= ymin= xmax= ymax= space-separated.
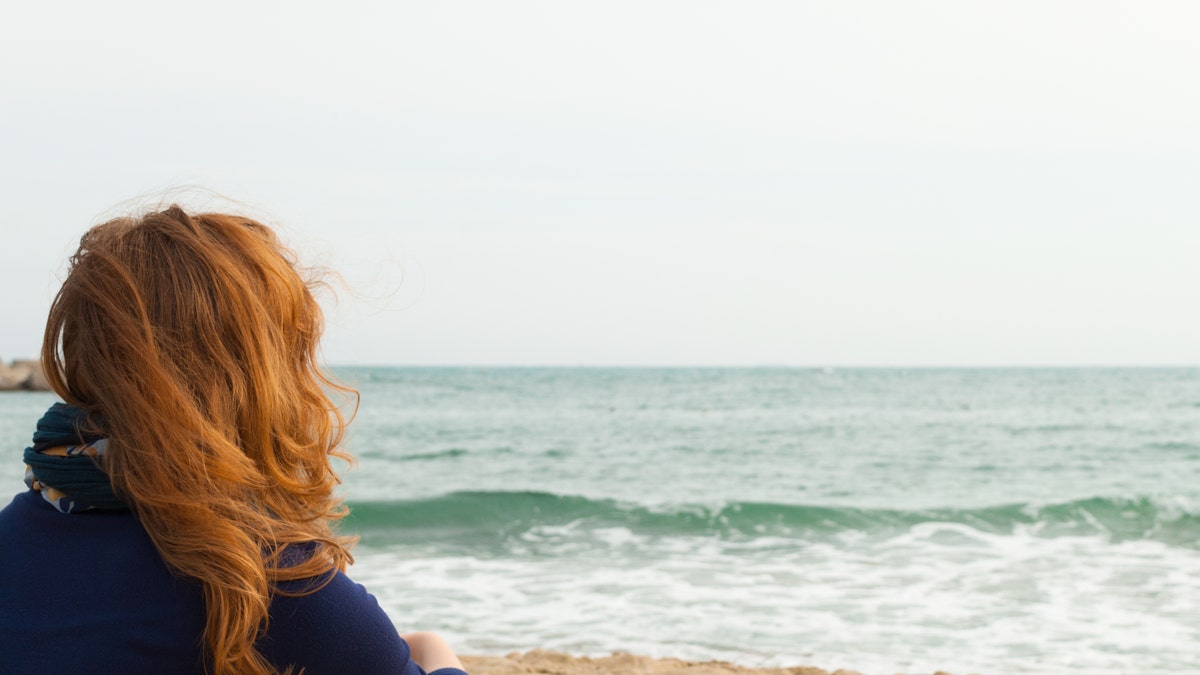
xmin=2 ymin=368 xmax=1198 ymax=675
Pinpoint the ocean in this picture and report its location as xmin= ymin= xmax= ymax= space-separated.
xmin=3 ymin=367 xmax=1198 ymax=675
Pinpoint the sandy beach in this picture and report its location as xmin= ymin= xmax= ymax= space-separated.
xmin=461 ymin=651 xmax=960 ymax=675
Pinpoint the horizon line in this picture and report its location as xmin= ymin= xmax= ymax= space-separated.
xmin=324 ymin=362 xmax=1200 ymax=369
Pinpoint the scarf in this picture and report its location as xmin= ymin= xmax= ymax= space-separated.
xmin=23 ymin=402 xmax=128 ymax=513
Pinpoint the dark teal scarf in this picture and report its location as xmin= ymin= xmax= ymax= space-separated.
xmin=23 ymin=402 xmax=127 ymax=513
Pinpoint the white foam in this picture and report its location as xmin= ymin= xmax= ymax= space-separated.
xmin=351 ymin=523 xmax=1200 ymax=675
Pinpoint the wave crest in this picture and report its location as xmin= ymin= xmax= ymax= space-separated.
xmin=344 ymin=491 xmax=1200 ymax=547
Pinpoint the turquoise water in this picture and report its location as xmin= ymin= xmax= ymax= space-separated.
xmin=3 ymin=368 xmax=1199 ymax=674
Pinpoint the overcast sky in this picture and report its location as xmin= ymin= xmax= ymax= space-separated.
xmin=3 ymin=1 xmax=1199 ymax=366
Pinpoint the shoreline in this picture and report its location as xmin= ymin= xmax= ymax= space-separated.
xmin=460 ymin=650 xmax=960 ymax=675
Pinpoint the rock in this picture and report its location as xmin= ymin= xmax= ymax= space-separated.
xmin=0 ymin=357 xmax=52 ymax=391
xmin=11 ymin=359 xmax=50 ymax=391
xmin=0 ymin=359 xmax=17 ymax=390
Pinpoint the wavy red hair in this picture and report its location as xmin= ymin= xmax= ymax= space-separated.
xmin=41 ymin=206 xmax=357 ymax=675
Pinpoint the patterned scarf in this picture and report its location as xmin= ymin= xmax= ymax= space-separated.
xmin=23 ymin=402 xmax=128 ymax=513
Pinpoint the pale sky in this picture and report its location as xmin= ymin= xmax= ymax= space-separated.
xmin=2 ymin=1 xmax=1199 ymax=366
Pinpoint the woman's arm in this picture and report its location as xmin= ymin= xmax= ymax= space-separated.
xmin=264 ymin=571 xmax=469 ymax=675
xmin=400 ymin=631 xmax=465 ymax=673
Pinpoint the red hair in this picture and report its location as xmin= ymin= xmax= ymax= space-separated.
xmin=42 ymin=206 xmax=356 ymax=675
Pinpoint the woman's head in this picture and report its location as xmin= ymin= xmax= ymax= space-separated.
xmin=46 ymin=206 xmax=327 ymax=431
xmin=43 ymin=205 xmax=355 ymax=675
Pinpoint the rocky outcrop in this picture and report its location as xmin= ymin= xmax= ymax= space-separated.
xmin=0 ymin=357 xmax=52 ymax=391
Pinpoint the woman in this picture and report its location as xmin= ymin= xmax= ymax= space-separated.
xmin=0 ymin=206 xmax=468 ymax=675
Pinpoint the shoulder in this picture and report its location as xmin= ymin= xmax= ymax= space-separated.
xmin=0 ymin=491 xmax=207 ymax=674
xmin=0 ymin=490 xmax=44 ymax=523
xmin=260 ymin=570 xmax=420 ymax=675
xmin=0 ymin=490 xmax=155 ymax=563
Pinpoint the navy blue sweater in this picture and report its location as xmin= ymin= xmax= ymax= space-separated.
xmin=0 ymin=490 xmax=468 ymax=675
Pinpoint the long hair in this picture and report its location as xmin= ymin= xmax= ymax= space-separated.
xmin=41 ymin=206 xmax=357 ymax=675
